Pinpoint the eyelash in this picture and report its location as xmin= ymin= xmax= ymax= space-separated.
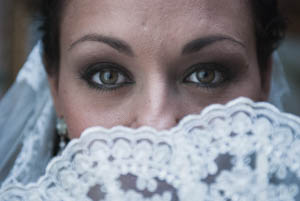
xmin=79 ymin=63 xmax=134 ymax=91
xmin=79 ymin=62 xmax=233 ymax=92
xmin=182 ymin=63 xmax=232 ymax=88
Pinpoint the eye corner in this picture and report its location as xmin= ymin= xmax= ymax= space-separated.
xmin=79 ymin=62 xmax=134 ymax=91
xmin=182 ymin=62 xmax=232 ymax=89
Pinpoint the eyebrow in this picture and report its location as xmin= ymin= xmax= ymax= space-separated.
xmin=182 ymin=35 xmax=246 ymax=55
xmin=69 ymin=34 xmax=134 ymax=56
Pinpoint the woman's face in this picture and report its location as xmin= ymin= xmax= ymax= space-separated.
xmin=49 ymin=0 xmax=272 ymax=138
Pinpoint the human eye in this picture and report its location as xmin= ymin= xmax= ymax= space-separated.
xmin=183 ymin=63 xmax=231 ymax=88
xmin=80 ymin=63 xmax=134 ymax=91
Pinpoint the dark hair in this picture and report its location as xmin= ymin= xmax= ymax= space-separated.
xmin=251 ymin=0 xmax=286 ymax=70
xmin=29 ymin=0 xmax=286 ymax=74
xmin=35 ymin=0 xmax=63 ymax=74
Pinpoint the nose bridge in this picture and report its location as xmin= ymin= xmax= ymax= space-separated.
xmin=133 ymin=74 xmax=179 ymax=130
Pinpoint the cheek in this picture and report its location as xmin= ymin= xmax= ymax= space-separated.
xmin=193 ymin=66 xmax=263 ymax=104
xmin=60 ymin=98 xmax=135 ymax=139
xmin=57 ymin=78 xmax=135 ymax=139
xmin=55 ymin=59 xmax=264 ymax=139
xmin=229 ymin=67 xmax=263 ymax=101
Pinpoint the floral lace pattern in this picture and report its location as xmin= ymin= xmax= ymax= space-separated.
xmin=1 ymin=98 xmax=300 ymax=201
xmin=0 ymin=43 xmax=56 ymax=188
xmin=16 ymin=42 xmax=46 ymax=91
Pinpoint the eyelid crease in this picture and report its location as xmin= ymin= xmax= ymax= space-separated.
xmin=181 ymin=63 xmax=233 ymax=88
xmin=79 ymin=62 xmax=135 ymax=90
xmin=83 ymin=62 xmax=134 ymax=80
xmin=182 ymin=63 xmax=230 ymax=79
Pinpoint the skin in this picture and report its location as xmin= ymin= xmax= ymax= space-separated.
xmin=48 ymin=0 xmax=272 ymax=138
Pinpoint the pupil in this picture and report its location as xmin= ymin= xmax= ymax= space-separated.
xmin=100 ymin=70 xmax=118 ymax=84
xmin=197 ymin=70 xmax=215 ymax=83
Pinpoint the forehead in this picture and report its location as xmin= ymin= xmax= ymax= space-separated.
xmin=61 ymin=0 xmax=253 ymax=50
xmin=63 ymin=0 xmax=251 ymax=19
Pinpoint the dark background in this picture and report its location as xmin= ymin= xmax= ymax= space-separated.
xmin=0 ymin=0 xmax=299 ymax=114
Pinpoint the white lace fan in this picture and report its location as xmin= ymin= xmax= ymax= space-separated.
xmin=1 ymin=97 xmax=300 ymax=201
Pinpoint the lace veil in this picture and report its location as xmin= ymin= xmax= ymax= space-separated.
xmin=0 ymin=43 xmax=298 ymax=200
xmin=0 ymin=43 xmax=56 ymax=186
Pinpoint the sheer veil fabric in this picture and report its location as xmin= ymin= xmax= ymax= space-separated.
xmin=0 ymin=42 xmax=293 ymax=191
xmin=0 ymin=43 xmax=56 ymax=187
xmin=269 ymin=52 xmax=291 ymax=111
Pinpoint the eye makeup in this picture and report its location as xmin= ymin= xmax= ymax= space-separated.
xmin=73 ymin=40 xmax=250 ymax=95
xmin=79 ymin=62 xmax=135 ymax=92
xmin=182 ymin=63 xmax=234 ymax=89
